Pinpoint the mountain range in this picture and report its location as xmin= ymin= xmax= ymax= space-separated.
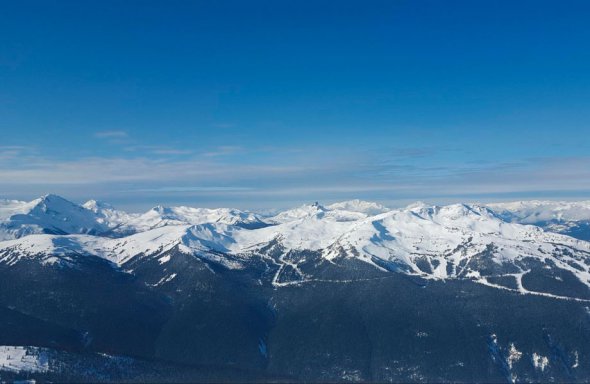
xmin=1 ymin=195 xmax=590 ymax=382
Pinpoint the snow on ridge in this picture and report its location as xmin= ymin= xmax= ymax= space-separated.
xmin=267 ymin=202 xmax=327 ymax=224
xmin=0 ymin=222 xmax=244 ymax=267
xmin=323 ymin=202 xmax=590 ymax=285
xmin=0 ymin=346 xmax=49 ymax=373
xmin=82 ymin=199 xmax=135 ymax=229
xmin=326 ymin=199 xmax=390 ymax=216
xmin=0 ymin=225 xmax=189 ymax=266
xmin=0 ymin=194 xmax=268 ymax=241
xmin=487 ymin=200 xmax=590 ymax=223
xmin=6 ymin=194 xmax=590 ymax=243
xmin=2 ymin=196 xmax=590 ymax=290
xmin=268 ymin=200 xmax=390 ymax=224
xmin=83 ymin=199 xmax=115 ymax=211
xmin=118 ymin=205 xmax=266 ymax=233
xmin=0 ymin=194 xmax=109 ymax=241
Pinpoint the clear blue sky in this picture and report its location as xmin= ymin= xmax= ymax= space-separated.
xmin=1 ymin=0 xmax=590 ymax=211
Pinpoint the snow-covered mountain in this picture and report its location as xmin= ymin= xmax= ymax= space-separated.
xmin=267 ymin=199 xmax=389 ymax=224
xmin=112 ymin=205 xmax=268 ymax=235
xmin=82 ymin=199 xmax=134 ymax=229
xmin=3 ymin=195 xmax=590 ymax=299
xmin=488 ymin=200 xmax=590 ymax=224
xmin=3 ymin=195 xmax=590 ymax=382
xmin=0 ymin=195 xmax=269 ymax=241
xmin=0 ymin=194 xmax=109 ymax=241
xmin=323 ymin=203 xmax=590 ymax=294
xmin=488 ymin=200 xmax=590 ymax=241
xmin=326 ymin=199 xmax=390 ymax=216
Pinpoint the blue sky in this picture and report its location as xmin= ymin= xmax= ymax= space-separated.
xmin=1 ymin=0 xmax=590 ymax=211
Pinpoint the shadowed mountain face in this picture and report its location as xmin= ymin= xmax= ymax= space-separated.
xmin=2 ymin=196 xmax=590 ymax=382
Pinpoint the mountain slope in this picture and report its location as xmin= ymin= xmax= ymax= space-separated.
xmin=103 ymin=205 xmax=268 ymax=237
xmin=3 ymin=200 xmax=590 ymax=300
xmin=0 ymin=195 xmax=269 ymax=241
xmin=322 ymin=203 xmax=590 ymax=300
xmin=488 ymin=200 xmax=590 ymax=241
xmin=268 ymin=200 xmax=389 ymax=224
xmin=2 ymin=196 xmax=590 ymax=382
xmin=0 ymin=194 xmax=108 ymax=241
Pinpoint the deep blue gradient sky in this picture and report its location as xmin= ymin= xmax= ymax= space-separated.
xmin=1 ymin=0 xmax=590 ymax=211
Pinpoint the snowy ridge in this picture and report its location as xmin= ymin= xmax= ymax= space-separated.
xmin=2 ymin=195 xmax=590 ymax=296
xmin=488 ymin=200 xmax=590 ymax=224
xmin=83 ymin=199 xmax=134 ymax=229
xmin=487 ymin=200 xmax=590 ymax=240
xmin=115 ymin=205 xmax=267 ymax=234
xmin=323 ymin=203 xmax=590 ymax=285
xmin=0 ymin=223 xmax=243 ymax=269
xmin=326 ymin=199 xmax=390 ymax=216
xmin=268 ymin=199 xmax=390 ymax=224
xmin=0 ymin=225 xmax=190 ymax=266
xmin=0 ymin=194 xmax=109 ymax=241
xmin=0 ymin=195 xmax=268 ymax=241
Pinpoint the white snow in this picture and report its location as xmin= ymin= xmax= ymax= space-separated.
xmin=573 ymin=351 xmax=579 ymax=369
xmin=488 ymin=200 xmax=590 ymax=237
xmin=115 ymin=205 xmax=266 ymax=234
xmin=0 ymin=346 xmax=49 ymax=373
xmin=323 ymin=203 xmax=590 ymax=286
xmin=267 ymin=202 xmax=327 ymax=224
xmin=83 ymin=199 xmax=134 ymax=228
xmin=507 ymin=343 xmax=522 ymax=369
xmin=326 ymin=199 xmax=390 ymax=216
xmin=532 ymin=352 xmax=549 ymax=372
xmin=0 ymin=195 xmax=267 ymax=241
xmin=158 ymin=255 xmax=171 ymax=264
xmin=267 ymin=200 xmax=388 ymax=224
xmin=2 ymin=195 xmax=590 ymax=297
xmin=0 ymin=194 xmax=109 ymax=241
xmin=152 ymin=273 xmax=177 ymax=286
xmin=488 ymin=200 xmax=590 ymax=224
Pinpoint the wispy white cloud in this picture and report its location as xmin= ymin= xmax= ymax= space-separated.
xmin=0 ymin=155 xmax=312 ymax=184
xmin=211 ymin=123 xmax=235 ymax=129
xmin=201 ymin=146 xmax=243 ymax=157
xmin=124 ymin=145 xmax=193 ymax=155
xmin=125 ymin=186 xmax=255 ymax=193
xmin=150 ymin=148 xmax=193 ymax=155
xmin=1 ymin=143 xmax=590 ymax=209
xmin=0 ymin=146 xmax=30 ymax=160
xmin=94 ymin=130 xmax=128 ymax=139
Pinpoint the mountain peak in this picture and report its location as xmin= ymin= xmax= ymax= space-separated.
xmin=327 ymin=199 xmax=389 ymax=215
xmin=405 ymin=201 xmax=429 ymax=210
xmin=39 ymin=193 xmax=73 ymax=204
xmin=151 ymin=205 xmax=167 ymax=214
xmin=37 ymin=193 xmax=72 ymax=204
xmin=83 ymin=200 xmax=114 ymax=212
xmin=30 ymin=194 xmax=83 ymax=214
